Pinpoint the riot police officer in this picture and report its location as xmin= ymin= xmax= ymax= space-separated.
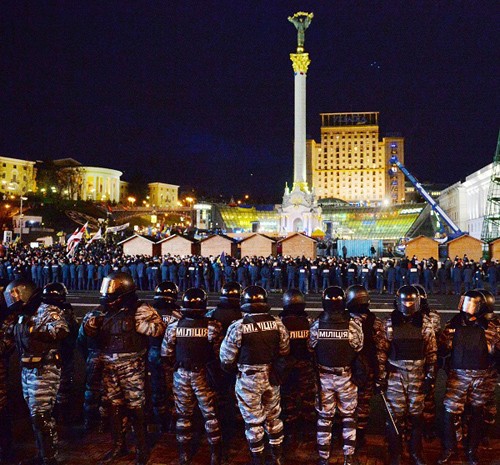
xmin=279 ymin=289 xmax=316 ymax=438
xmin=413 ymin=284 xmax=441 ymax=439
xmin=375 ymin=285 xmax=437 ymax=465
xmin=220 ymin=285 xmax=290 ymax=465
xmin=205 ymin=281 xmax=243 ymax=336
xmin=0 ymin=280 xmax=15 ymax=463
xmin=83 ymin=272 xmax=165 ymax=465
xmin=42 ymin=282 xmax=79 ymax=425
xmin=345 ymin=284 xmax=384 ymax=449
xmin=437 ymin=290 xmax=500 ymax=465
xmin=163 ymin=288 xmax=223 ymax=465
xmin=309 ymin=286 xmax=364 ymax=465
xmin=4 ymin=279 xmax=69 ymax=465
xmin=149 ymin=281 xmax=181 ymax=431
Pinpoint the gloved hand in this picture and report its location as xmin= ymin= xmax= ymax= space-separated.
xmin=423 ymin=374 xmax=435 ymax=394
xmin=375 ymin=377 xmax=388 ymax=394
xmin=87 ymin=313 xmax=104 ymax=330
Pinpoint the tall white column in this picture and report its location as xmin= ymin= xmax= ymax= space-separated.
xmin=294 ymin=72 xmax=307 ymax=184
xmin=290 ymin=53 xmax=311 ymax=190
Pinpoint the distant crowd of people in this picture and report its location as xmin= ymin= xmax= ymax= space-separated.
xmin=1 ymin=243 xmax=500 ymax=296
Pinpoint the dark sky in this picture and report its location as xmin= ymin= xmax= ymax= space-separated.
xmin=1 ymin=1 xmax=499 ymax=202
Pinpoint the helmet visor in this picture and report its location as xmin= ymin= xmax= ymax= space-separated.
xmin=399 ymin=296 xmax=419 ymax=316
xmin=4 ymin=287 xmax=22 ymax=308
xmin=100 ymin=277 xmax=120 ymax=296
xmin=461 ymin=296 xmax=481 ymax=316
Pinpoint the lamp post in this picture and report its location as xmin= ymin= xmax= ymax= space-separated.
xmin=19 ymin=196 xmax=28 ymax=244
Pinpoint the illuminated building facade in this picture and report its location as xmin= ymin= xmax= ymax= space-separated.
xmin=78 ymin=166 xmax=122 ymax=202
xmin=309 ymin=112 xmax=405 ymax=205
xmin=148 ymin=182 xmax=179 ymax=208
xmin=0 ymin=156 xmax=36 ymax=195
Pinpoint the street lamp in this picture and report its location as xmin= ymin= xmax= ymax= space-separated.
xmin=19 ymin=196 xmax=28 ymax=244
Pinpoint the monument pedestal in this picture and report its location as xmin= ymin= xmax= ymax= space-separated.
xmin=279 ymin=182 xmax=322 ymax=235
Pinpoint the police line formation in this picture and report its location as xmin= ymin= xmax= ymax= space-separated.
xmin=2 ymin=242 xmax=500 ymax=296
xmin=0 ymin=272 xmax=499 ymax=465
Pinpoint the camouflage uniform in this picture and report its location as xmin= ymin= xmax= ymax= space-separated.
xmin=13 ymin=302 xmax=70 ymax=464
xmin=77 ymin=312 xmax=107 ymax=429
xmin=309 ymin=315 xmax=364 ymax=461
xmin=376 ymin=310 xmax=437 ymax=465
xmin=163 ymin=315 xmax=223 ymax=448
xmin=438 ymin=311 xmax=500 ymax=463
xmin=422 ymin=309 xmax=441 ymax=434
xmin=148 ymin=301 xmax=180 ymax=428
xmin=220 ymin=306 xmax=290 ymax=462
xmin=0 ymin=311 xmax=16 ymax=461
xmin=279 ymin=311 xmax=316 ymax=427
xmin=84 ymin=299 xmax=165 ymax=465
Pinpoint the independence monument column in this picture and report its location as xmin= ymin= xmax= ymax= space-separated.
xmin=279 ymin=12 xmax=321 ymax=235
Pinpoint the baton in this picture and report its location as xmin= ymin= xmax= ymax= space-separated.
xmin=380 ymin=392 xmax=399 ymax=437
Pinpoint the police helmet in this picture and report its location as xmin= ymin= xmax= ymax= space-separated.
xmin=242 ymin=285 xmax=268 ymax=305
xmin=42 ymin=282 xmax=68 ymax=304
xmin=395 ymin=285 xmax=420 ymax=317
xmin=182 ymin=288 xmax=207 ymax=311
xmin=475 ymin=288 xmax=495 ymax=315
xmin=154 ymin=281 xmax=178 ymax=303
xmin=458 ymin=289 xmax=485 ymax=320
xmin=282 ymin=289 xmax=306 ymax=314
xmin=3 ymin=279 xmax=40 ymax=312
xmin=241 ymin=285 xmax=269 ymax=313
xmin=322 ymin=286 xmax=346 ymax=313
xmin=99 ymin=272 xmax=136 ymax=307
xmin=220 ymin=281 xmax=242 ymax=302
xmin=345 ymin=285 xmax=370 ymax=314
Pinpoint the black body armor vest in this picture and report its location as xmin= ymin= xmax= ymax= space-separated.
xmin=315 ymin=317 xmax=356 ymax=368
xmin=100 ymin=307 xmax=147 ymax=354
xmin=210 ymin=303 xmax=242 ymax=336
xmin=450 ymin=325 xmax=489 ymax=370
xmin=389 ymin=316 xmax=424 ymax=361
xmin=238 ymin=314 xmax=280 ymax=365
xmin=14 ymin=312 xmax=59 ymax=359
xmin=175 ymin=317 xmax=213 ymax=370
xmin=281 ymin=314 xmax=311 ymax=361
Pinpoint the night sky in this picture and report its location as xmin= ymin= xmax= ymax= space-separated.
xmin=1 ymin=1 xmax=499 ymax=202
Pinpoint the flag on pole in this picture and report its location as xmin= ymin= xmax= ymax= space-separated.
xmin=67 ymin=222 xmax=88 ymax=254
xmin=86 ymin=227 xmax=103 ymax=247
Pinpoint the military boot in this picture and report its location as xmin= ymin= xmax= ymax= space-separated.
xmin=343 ymin=454 xmax=359 ymax=465
xmin=465 ymin=407 xmax=482 ymax=465
xmin=99 ymin=405 xmax=128 ymax=464
xmin=129 ymin=408 xmax=149 ymax=465
xmin=408 ymin=415 xmax=427 ymax=465
xmin=387 ymin=420 xmax=402 ymax=465
xmin=437 ymin=411 xmax=457 ymax=464
xmin=210 ymin=442 xmax=222 ymax=465
xmin=249 ymin=451 xmax=265 ymax=465
xmin=270 ymin=444 xmax=284 ymax=465
xmin=32 ymin=413 xmax=58 ymax=465
xmin=317 ymin=459 xmax=329 ymax=465
xmin=178 ymin=442 xmax=191 ymax=465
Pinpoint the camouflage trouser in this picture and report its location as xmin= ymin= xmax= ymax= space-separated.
xmin=147 ymin=347 xmax=169 ymax=416
xmin=0 ymin=358 xmax=8 ymax=411
xmin=443 ymin=369 xmax=490 ymax=415
xmin=173 ymin=368 xmax=221 ymax=444
xmin=57 ymin=352 xmax=74 ymax=405
xmin=316 ymin=369 xmax=358 ymax=458
xmin=482 ymin=368 xmax=498 ymax=426
xmin=386 ymin=367 xmax=425 ymax=420
xmin=281 ymin=360 xmax=316 ymax=424
xmin=356 ymin=370 xmax=374 ymax=431
xmin=22 ymin=364 xmax=61 ymax=416
xmin=103 ymin=354 xmax=146 ymax=409
xmin=235 ymin=367 xmax=283 ymax=454
xmin=84 ymin=350 xmax=107 ymax=416
xmin=423 ymin=378 xmax=437 ymax=427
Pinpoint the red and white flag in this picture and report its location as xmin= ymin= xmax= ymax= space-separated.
xmin=86 ymin=227 xmax=103 ymax=247
xmin=67 ymin=222 xmax=88 ymax=254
